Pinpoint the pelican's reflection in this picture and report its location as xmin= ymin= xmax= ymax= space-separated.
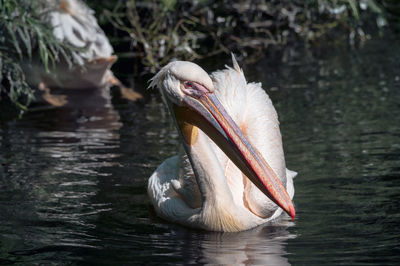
xmin=13 ymin=85 xmax=123 ymax=248
xmin=177 ymin=221 xmax=296 ymax=266
xmin=34 ymin=86 xmax=122 ymax=176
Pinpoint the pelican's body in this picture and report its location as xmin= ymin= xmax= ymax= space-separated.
xmin=148 ymin=56 xmax=296 ymax=232
xmin=29 ymin=0 xmax=117 ymax=89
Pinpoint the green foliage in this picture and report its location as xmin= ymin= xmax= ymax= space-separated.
xmin=0 ymin=0 xmax=78 ymax=111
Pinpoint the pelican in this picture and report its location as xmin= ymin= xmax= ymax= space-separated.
xmin=26 ymin=0 xmax=141 ymax=106
xmin=148 ymin=55 xmax=296 ymax=232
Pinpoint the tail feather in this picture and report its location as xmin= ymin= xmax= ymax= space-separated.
xmin=285 ymin=168 xmax=296 ymax=200
xmin=286 ymin=169 xmax=298 ymax=179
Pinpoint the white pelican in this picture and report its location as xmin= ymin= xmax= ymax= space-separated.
xmin=148 ymin=55 xmax=296 ymax=232
xmin=27 ymin=0 xmax=141 ymax=106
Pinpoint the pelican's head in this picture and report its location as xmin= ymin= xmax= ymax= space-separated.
xmin=150 ymin=61 xmax=214 ymax=106
xmin=150 ymin=61 xmax=295 ymax=221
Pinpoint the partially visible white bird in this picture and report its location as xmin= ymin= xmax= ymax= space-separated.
xmin=27 ymin=0 xmax=141 ymax=106
xmin=148 ymin=55 xmax=296 ymax=232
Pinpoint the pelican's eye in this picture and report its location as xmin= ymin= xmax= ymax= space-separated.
xmin=181 ymin=81 xmax=208 ymax=98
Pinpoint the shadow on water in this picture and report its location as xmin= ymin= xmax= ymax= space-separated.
xmin=1 ymin=34 xmax=400 ymax=265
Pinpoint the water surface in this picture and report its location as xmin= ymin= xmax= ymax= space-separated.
xmin=0 ymin=36 xmax=399 ymax=265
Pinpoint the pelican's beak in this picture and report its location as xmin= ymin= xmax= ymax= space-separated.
xmin=174 ymin=87 xmax=295 ymax=221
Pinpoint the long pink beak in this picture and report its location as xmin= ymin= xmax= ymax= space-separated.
xmin=176 ymin=86 xmax=295 ymax=221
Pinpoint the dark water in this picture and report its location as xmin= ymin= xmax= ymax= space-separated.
xmin=1 ymin=36 xmax=399 ymax=265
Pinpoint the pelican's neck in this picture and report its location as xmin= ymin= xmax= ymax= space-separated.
xmin=186 ymin=131 xmax=232 ymax=206
xmin=186 ymin=131 xmax=251 ymax=231
xmin=167 ymin=100 xmax=252 ymax=231
xmin=167 ymin=101 xmax=232 ymax=201
xmin=167 ymin=100 xmax=233 ymax=207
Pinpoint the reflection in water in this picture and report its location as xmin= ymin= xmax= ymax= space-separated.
xmin=187 ymin=223 xmax=294 ymax=265
xmin=36 ymin=87 xmax=121 ymax=176
xmin=0 ymin=86 xmax=122 ymax=262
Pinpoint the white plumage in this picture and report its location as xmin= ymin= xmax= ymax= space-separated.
xmin=45 ymin=0 xmax=114 ymax=65
xmin=148 ymin=55 xmax=296 ymax=232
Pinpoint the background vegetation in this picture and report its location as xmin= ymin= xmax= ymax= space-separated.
xmin=99 ymin=0 xmax=389 ymax=72
xmin=0 ymin=0 xmax=398 ymax=113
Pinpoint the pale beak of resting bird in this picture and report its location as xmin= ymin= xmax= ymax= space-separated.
xmin=173 ymin=80 xmax=296 ymax=221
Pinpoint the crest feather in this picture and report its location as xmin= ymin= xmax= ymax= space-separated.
xmin=231 ymin=53 xmax=241 ymax=73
